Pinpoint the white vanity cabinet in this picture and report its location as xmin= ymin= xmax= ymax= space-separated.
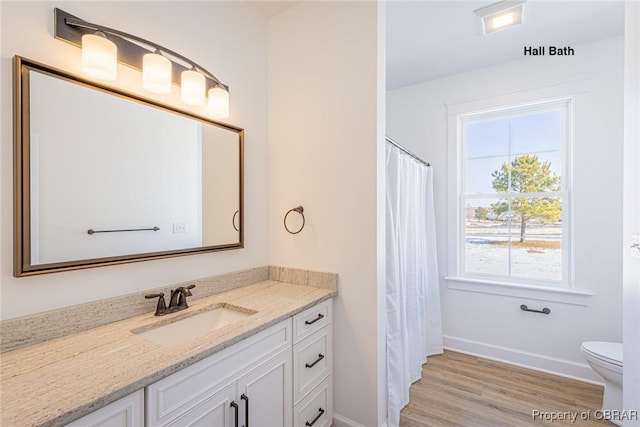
xmin=66 ymin=390 xmax=144 ymax=427
xmin=146 ymin=318 xmax=293 ymax=427
xmin=68 ymin=300 xmax=333 ymax=427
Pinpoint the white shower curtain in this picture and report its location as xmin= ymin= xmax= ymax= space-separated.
xmin=386 ymin=143 xmax=443 ymax=427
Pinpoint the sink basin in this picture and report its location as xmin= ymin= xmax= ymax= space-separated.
xmin=133 ymin=304 xmax=256 ymax=346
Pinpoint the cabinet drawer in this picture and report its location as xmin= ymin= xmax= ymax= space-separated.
xmin=293 ymin=300 xmax=331 ymax=343
xmin=66 ymin=390 xmax=143 ymax=427
xmin=293 ymin=326 xmax=332 ymax=403
xmin=147 ymin=318 xmax=291 ymax=425
xmin=294 ymin=376 xmax=332 ymax=427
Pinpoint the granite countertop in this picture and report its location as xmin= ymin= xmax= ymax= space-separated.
xmin=0 ymin=280 xmax=336 ymax=427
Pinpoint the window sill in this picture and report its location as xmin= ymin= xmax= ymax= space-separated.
xmin=445 ymin=276 xmax=593 ymax=306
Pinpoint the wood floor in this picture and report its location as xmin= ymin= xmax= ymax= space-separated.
xmin=400 ymin=351 xmax=614 ymax=426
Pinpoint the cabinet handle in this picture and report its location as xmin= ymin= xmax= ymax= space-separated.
xmin=230 ymin=401 xmax=239 ymax=427
xmin=305 ymin=408 xmax=325 ymax=426
xmin=241 ymin=393 xmax=249 ymax=427
xmin=305 ymin=313 xmax=324 ymax=325
xmin=520 ymin=304 xmax=551 ymax=314
xmin=305 ymin=353 xmax=325 ymax=368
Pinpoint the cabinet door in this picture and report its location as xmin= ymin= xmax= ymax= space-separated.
xmin=164 ymin=381 xmax=237 ymax=427
xmin=238 ymin=350 xmax=293 ymax=427
xmin=66 ymin=390 xmax=143 ymax=427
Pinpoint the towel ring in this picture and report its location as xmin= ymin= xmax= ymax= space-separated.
xmin=232 ymin=210 xmax=239 ymax=232
xmin=284 ymin=206 xmax=305 ymax=234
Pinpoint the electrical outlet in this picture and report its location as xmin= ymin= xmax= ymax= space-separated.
xmin=632 ymin=234 xmax=640 ymax=259
xmin=173 ymin=222 xmax=187 ymax=234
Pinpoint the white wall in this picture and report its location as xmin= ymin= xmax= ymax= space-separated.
xmin=387 ymin=37 xmax=624 ymax=381
xmin=267 ymin=2 xmax=386 ymax=425
xmin=623 ymin=2 xmax=640 ymax=423
xmin=0 ymin=1 xmax=269 ymax=319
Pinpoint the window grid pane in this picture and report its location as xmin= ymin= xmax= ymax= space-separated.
xmin=460 ymin=102 xmax=568 ymax=285
xmin=462 ymin=195 xmax=564 ymax=282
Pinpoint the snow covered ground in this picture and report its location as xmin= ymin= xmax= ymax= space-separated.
xmin=465 ymin=241 xmax=562 ymax=281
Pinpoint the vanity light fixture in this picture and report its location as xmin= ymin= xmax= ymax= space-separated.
xmin=80 ymin=32 xmax=117 ymax=80
xmin=474 ymin=0 xmax=526 ymax=36
xmin=54 ymin=8 xmax=230 ymax=117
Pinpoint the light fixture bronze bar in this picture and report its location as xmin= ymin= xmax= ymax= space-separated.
xmin=54 ymin=8 xmax=228 ymax=91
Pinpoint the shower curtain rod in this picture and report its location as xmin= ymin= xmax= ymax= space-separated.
xmin=385 ymin=136 xmax=431 ymax=167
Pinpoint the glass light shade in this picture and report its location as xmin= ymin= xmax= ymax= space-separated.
xmin=81 ymin=33 xmax=117 ymax=81
xmin=181 ymin=70 xmax=206 ymax=106
xmin=142 ymin=53 xmax=172 ymax=94
xmin=208 ymin=86 xmax=230 ymax=118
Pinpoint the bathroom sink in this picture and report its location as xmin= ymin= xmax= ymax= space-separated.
xmin=133 ymin=304 xmax=256 ymax=346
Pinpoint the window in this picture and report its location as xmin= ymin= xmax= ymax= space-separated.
xmin=455 ymin=99 xmax=571 ymax=287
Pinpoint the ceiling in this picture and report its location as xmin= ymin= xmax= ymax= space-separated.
xmin=386 ymin=0 xmax=625 ymax=90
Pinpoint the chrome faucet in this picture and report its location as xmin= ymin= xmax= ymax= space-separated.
xmin=145 ymin=284 xmax=195 ymax=316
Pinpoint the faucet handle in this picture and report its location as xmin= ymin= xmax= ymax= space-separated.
xmin=145 ymin=293 xmax=167 ymax=316
xmin=184 ymin=284 xmax=195 ymax=296
xmin=145 ymin=292 xmax=165 ymax=300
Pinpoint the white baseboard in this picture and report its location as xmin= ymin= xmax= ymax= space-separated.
xmin=443 ymin=335 xmax=603 ymax=385
xmin=332 ymin=413 xmax=386 ymax=427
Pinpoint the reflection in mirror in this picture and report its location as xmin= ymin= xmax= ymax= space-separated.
xmin=14 ymin=57 xmax=243 ymax=276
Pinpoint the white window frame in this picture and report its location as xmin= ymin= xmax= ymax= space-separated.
xmin=445 ymin=78 xmax=593 ymax=305
xmin=460 ymin=99 xmax=571 ymax=286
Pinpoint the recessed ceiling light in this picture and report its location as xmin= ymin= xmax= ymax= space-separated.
xmin=491 ymin=12 xmax=515 ymax=29
xmin=474 ymin=0 xmax=526 ymax=36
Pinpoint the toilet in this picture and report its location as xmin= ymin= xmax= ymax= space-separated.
xmin=580 ymin=341 xmax=623 ymax=426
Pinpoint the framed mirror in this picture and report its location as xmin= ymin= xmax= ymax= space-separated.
xmin=14 ymin=56 xmax=243 ymax=277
